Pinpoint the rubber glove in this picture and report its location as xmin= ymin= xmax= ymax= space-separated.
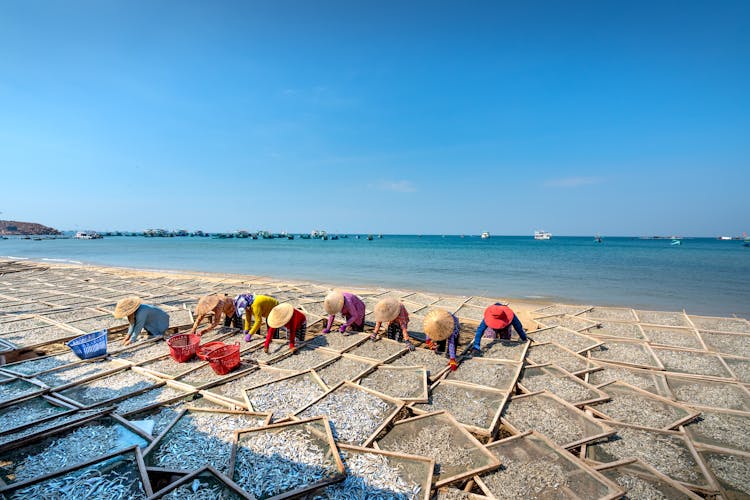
xmin=404 ymin=339 xmax=415 ymax=352
xmin=322 ymin=328 xmax=331 ymax=334
xmin=339 ymin=325 xmax=347 ymax=333
xmin=244 ymin=331 xmax=253 ymax=342
xmin=370 ymin=333 xmax=378 ymax=342
xmin=425 ymin=339 xmax=437 ymax=351
xmin=449 ymin=359 xmax=458 ymax=371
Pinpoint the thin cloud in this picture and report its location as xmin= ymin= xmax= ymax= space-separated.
xmin=372 ymin=180 xmax=417 ymax=193
xmin=544 ymin=176 xmax=603 ymax=188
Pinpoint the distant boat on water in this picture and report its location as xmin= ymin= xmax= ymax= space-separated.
xmin=670 ymin=238 xmax=682 ymax=246
xmin=481 ymin=231 xmax=490 ymax=239
xmin=534 ymin=230 xmax=552 ymax=240
xmin=594 ymin=234 xmax=602 ymax=243
xmin=74 ymin=231 xmax=103 ymax=240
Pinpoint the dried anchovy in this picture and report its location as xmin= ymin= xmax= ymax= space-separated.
xmin=589 ymin=426 xmax=705 ymax=485
xmin=480 ymin=455 xmax=570 ymax=498
xmin=161 ymin=478 xmax=244 ymax=500
xmin=502 ymin=397 xmax=585 ymax=447
xmin=609 ymin=472 xmax=670 ymax=500
xmin=685 ymin=410 xmax=750 ymax=453
xmin=8 ymin=454 xmax=147 ymax=500
xmin=593 ymin=391 xmax=688 ymax=429
xmin=587 ymin=343 xmax=659 ymax=368
xmin=246 ymin=375 xmax=326 ymax=418
xmin=11 ymin=424 xmax=124 ymax=482
xmin=150 ymin=411 xmax=266 ymax=473
xmin=4 ymin=351 xmax=81 ymax=376
xmin=529 ymin=327 xmax=599 ymax=352
xmin=446 ymin=360 xmax=518 ymax=392
xmin=388 ymin=348 xmax=449 ymax=378
xmin=306 ymin=332 xmax=369 ymax=352
xmin=299 ymin=386 xmax=394 ymax=444
xmin=58 ymin=370 xmax=156 ymax=407
xmin=700 ymin=331 xmax=750 ymax=357
xmin=536 ymin=315 xmax=596 ymax=331
xmin=233 ymin=427 xmax=336 ymax=498
xmin=208 ymin=369 xmax=293 ymax=401
xmin=244 ymin=343 xmax=289 ymax=363
xmin=636 ymin=310 xmax=691 ymax=328
xmin=348 ymin=341 xmax=406 ymax=361
xmin=0 ymin=379 xmax=42 ymax=403
xmin=270 ymin=348 xmax=336 ymax=371
xmin=112 ymin=342 xmax=168 ymax=363
xmin=360 ymin=368 xmax=425 ymax=400
xmin=580 ymin=307 xmax=637 ymax=322
xmin=435 ymin=488 xmax=477 ymax=499
xmin=126 ymin=406 xmax=183 ymax=437
xmin=478 ymin=339 xmax=528 ymax=361
xmin=588 ymin=366 xmax=662 ymax=395
xmin=704 ymin=452 xmax=750 ymax=496
xmin=520 ymin=371 xmax=598 ymax=404
xmin=655 ymin=349 xmax=732 ymax=378
xmin=526 ymin=344 xmax=588 ymax=373
xmin=723 ymin=357 xmax=750 ymax=383
xmin=36 ymin=360 xmax=120 ymax=389
xmin=140 ymin=356 xmax=203 ymax=377
xmin=0 ymin=397 xmax=69 ymax=431
xmin=588 ymin=321 xmax=644 ymax=340
xmin=690 ymin=316 xmax=750 ymax=334
xmin=114 ymin=386 xmax=187 ymax=415
xmin=316 ymin=357 xmax=375 ymax=387
xmin=641 ymin=326 xmax=703 ymax=350
xmin=0 ymin=410 xmax=101 ymax=447
xmin=381 ymin=424 xmax=476 ymax=470
xmin=414 ymin=383 xmax=503 ymax=430
xmin=314 ymin=450 xmax=422 ymax=499
xmin=669 ymin=380 xmax=749 ymax=410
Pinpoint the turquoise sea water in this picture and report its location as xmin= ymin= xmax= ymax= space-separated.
xmin=2 ymin=235 xmax=749 ymax=318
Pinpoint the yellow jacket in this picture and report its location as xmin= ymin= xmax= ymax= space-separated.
xmin=245 ymin=295 xmax=279 ymax=336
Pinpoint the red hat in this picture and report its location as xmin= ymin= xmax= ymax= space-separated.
xmin=484 ymin=305 xmax=514 ymax=330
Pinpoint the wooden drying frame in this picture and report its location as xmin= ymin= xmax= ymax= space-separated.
xmin=242 ymin=369 xmax=329 ymax=417
xmin=0 ymin=394 xmax=79 ymax=437
xmin=146 ymin=464 xmax=254 ymax=499
xmin=51 ymin=368 xmax=165 ymax=410
xmin=460 ymin=337 xmax=530 ymax=363
xmin=585 ymin=338 xmax=666 ymax=371
xmin=592 ymin=457 xmax=702 ymax=500
xmin=501 ymin=390 xmax=615 ymax=449
xmin=228 ymin=416 xmax=347 ymax=500
xmin=303 ymin=330 xmax=371 ymax=354
xmin=664 ymin=372 xmax=750 ymax=411
xmin=441 ymin=356 xmax=523 ymax=394
xmin=114 ymin=379 xmax=199 ymax=418
xmin=583 ymin=359 xmax=673 ymax=398
xmin=526 ymin=325 xmax=604 ymax=354
xmin=358 ymin=364 xmax=429 ymax=403
xmin=0 ymin=376 xmax=49 ymax=409
xmin=650 ymin=345 xmax=736 ymax=381
xmin=267 ymin=345 xmax=341 ymax=372
xmin=376 ymin=410 xmax=501 ymax=489
xmin=586 ymin=380 xmax=700 ymax=430
xmin=525 ymin=341 xmax=602 ymax=376
xmin=517 ymin=363 xmax=610 ymax=407
xmin=292 ymin=380 xmax=405 ymax=447
xmin=680 ymin=405 xmax=750 ymax=453
xmin=474 ymin=430 xmax=624 ymax=500
xmin=312 ymin=351 xmax=380 ymax=389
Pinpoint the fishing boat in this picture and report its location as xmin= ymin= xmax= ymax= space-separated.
xmin=594 ymin=234 xmax=602 ymax=243
xmin=481 ymin=231 xmax=490 ymax=239
xmin=534 ymin=230 xmax=552 ymax=240
xmin=670 ymin=238 xmax=682 ymax=246
xmin=74 ymin=231 xmax=103 ymax=240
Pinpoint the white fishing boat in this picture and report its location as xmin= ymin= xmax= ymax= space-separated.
xmin=534 ymin=230 xmax=552 ymax=240
xmin=74 ymin=231 xmax=103 ymax=240
xmin=481 ymin=231 xmax=490 ymax=239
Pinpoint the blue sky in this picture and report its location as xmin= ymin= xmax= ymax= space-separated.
xmin=1 ymin=1 xmax=747 ymax=236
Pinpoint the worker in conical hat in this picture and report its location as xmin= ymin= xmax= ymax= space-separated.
xmin=232 ymin=294 xmax=279 ymax=342
xmin=423 ymin=308 xmax=461 ymax=371
xmin=322 ymin=290 xmax=366 ymax=334
xmin=114 ymin=296 xmax=169 ymax=346
xmin=372 ymin=297 xmax=415 ymax=351
xmin=471 ymin=303 xmax=527 ymax=356
xmin=190 ymin=294 xmax=239 ymax=336
xmin=265 ymin=303 xmax=307 ymax=354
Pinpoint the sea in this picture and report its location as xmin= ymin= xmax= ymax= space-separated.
xmin=2 ymin=235 xmax=749 ymax=318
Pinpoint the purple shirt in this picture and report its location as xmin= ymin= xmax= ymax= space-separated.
xmin=326 ymin=292 xmax=366 ymax=331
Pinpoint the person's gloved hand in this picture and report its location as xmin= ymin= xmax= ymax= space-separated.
xmin=470 ymin=346 xmax=482 ymax=357
xmin=370 ymin=333 xmax=378 ymax=342
xmin=339 ymin=325 xmax=347 ymax=334
xmin=449 ymin=359 xmax=458 ymax=371
xmin=290 ymin=346 xmax=298 ymax=355
xmin=263 ymin=346 xmax=269 ymax=354
xmin=404 ymin=339 xmax=415 ymax=351
xmin=244 ymin=331 xmax=252 ymax=342
xmin=322 ymin=328 xmax=331 ymax=334
xmin=425 ymin=339 xmax=437 ymax=351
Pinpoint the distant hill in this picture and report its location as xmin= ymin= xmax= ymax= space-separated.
xmin=0 ymin=220 xmax=61 ymax=235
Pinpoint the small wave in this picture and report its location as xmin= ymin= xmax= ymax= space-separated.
xmin=41 ymin=258 xmax=83 ymax=264
xmin=4 ymin=255 xmax=30 ymax=260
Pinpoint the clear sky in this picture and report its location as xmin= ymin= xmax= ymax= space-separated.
xmin=1 ymin=1 xmax=747 ymax=236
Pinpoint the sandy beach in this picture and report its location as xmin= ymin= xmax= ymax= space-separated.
xmin=1 ymin=257 xmax=749 ymax=498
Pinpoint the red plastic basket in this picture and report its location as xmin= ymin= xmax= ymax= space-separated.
xmin=196 ymin=341 xmax=226 ymax=361
xmin=166 ymin=334 xmax=201 ymax=363
xmin=206 ymin=343 xmax=241 ymax=375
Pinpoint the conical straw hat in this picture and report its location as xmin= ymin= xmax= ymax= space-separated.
xmin=374 ymin=297 xmax=400 ymax=322
xmin=195 ymin=294 xmax=222 ymax=317
xmin=423 ymin=308 xmax=455 ymax=341
xmin=268 ymin=303 xmax=295 ymax=328
xmin=114 ymin=296 xmax=141 ymax=318
xmin=324 ymin=290 xmax=345 ymax=315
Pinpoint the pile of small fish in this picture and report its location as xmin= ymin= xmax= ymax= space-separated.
xmin=114 ymin=386 xmax=187 ymax=415
xmin=207 ymin=369 xmax=292 ymax=402
xmin=149 ymin=411 xmax=266 ymax=473
xmin=36 ymin=361 xmax=118 ymax=389
xmin=233 ymin=427 xmax=336 ymax=498
xmin=4 ymin=351 xmax=80 ymax=376
xmin=314 ymin=450 xmax=422 ymax=499
xmin=270 ymin=348 xmax=336 ymax=371
xmin=161 ymin=477 xmax=244 ymax=500
xmin=58 ymin=370 xmax=156 ymax=406
xmin=245 ymin=375 xmax=326 ymax=418
xmin=0 ymin=379 xmax=41 ymax=403
xmin=10 ymin=424 xmax=123 ymax=482
xmin=519 ymin=369 xmax=598 ymax=404
xmin=479 ymin=455 xmax=569 ymax=498
xmin=387 ymin=349 xmax=447 ymax=378
xmin=382 ymin=424 xmax=476 ymax=470
xmin=315 ymin=357 xmax=374 ymax=387
xmin=447 ymin=360 xmax=518 ymax=391
xmin=111 ymin=342 xmax=168 ymax=364
xmin=7 ymin=455 xmax=147 ymax=500
xmin=0 ymin=398 xmax=69 ymax=431
xmin=360 ymin=368 xmax=424 ymax=400
xmin=0 ymin=409 xmax=101 ymax=447
xmin=415 ymin=383 xmax=500 ymax=430
xmin=298 ymin=386 xmax=394 ymax=444
xmin=348 ymin=340 xmax=405 ymax=361
xmin=502 ymin=396 xmax=586 ymax=447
